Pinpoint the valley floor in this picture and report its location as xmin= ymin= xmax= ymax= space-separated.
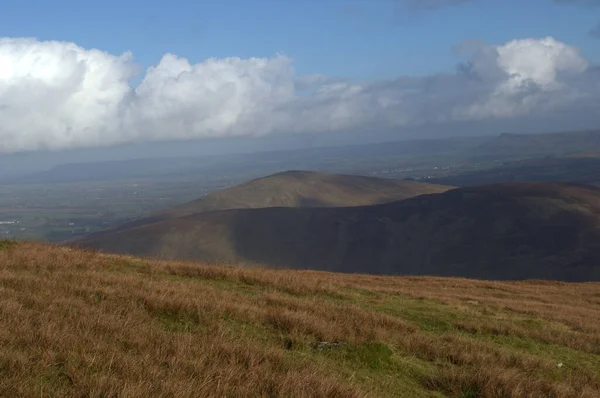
xmin=1 ymin=241 xmax=599 ymax=397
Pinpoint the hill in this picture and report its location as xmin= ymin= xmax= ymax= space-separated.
xmin=163 ymin=170 xmax=453 ymax=217
xmin=1 ymin=241 xmax=599 ymax=397
xmin=432 ymin=155 xmax=600 ymax=187
xmin=77 ymin=182 xmax=600 ymax=281
xmin=84 ymin=170 xmax=452 ymax=237
xmin=474 ymin=130 xmax=600 ymax=160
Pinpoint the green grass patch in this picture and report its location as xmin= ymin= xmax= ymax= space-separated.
xmin=376 ymin=296 xmax=461 ymax=332
xmin=310 ymin=341 xmax=443 ymax=397
xmin=340 ymin=342 xmax=394 ymax=370
xmin=478 ymin=333 xmax=600 ymax=381
xmin=0 ymin=240 xmax=17 ymax=250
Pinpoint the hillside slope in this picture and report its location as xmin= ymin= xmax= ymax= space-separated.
xmin=1 ymin=241 xmax=599 ymax=397
xmin=82 ymin=170 xmax=452 ymax=237
xmin=78 ymin=182 xmax=600 ymax=281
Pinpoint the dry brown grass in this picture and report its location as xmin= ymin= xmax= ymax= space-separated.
xmin=1 ymin=241 xmax=599 ymax=397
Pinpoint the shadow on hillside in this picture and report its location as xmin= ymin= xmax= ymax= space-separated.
xmin=228 ymin=185 xmax=600 ymax=281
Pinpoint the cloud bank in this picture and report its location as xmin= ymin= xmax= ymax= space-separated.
xmin=0 ymin=36 xmax=598 ymax=153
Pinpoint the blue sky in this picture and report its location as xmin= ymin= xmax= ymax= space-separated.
xmin=1 ymin=0 xmax=598 ymax=80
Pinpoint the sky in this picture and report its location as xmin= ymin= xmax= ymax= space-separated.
xmin=0 ymin=0 xmax=599 ymax=157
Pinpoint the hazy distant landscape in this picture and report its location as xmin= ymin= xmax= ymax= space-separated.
xmin=0 ymin=175 xmax=238 ymax=241
xmin=0 ymin=135 xmax=484 ymax=241
xmin=4 ymin=130 xmax=600 ymax=242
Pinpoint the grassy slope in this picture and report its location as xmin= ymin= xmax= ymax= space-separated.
xmin=1 ymin=241 xmax=599 ymax=397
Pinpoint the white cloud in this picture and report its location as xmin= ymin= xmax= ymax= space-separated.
xmin=496 ymin=37 xmax=587 ymax=90
xmin=0 ymin=38 xmax=136 ymax=152
xmin=0 ymin=36 xmax=597 ymax=153
xmin=125 ymin=53 xmax=296 ymax=140
xmin=453 ymin=37 xmax=590 ymax=120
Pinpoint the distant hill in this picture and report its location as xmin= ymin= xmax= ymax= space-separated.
xmin=78 ymin=182 xmax=600 ymax=281
xmin=474 ymin=130 xmax=600 ymax=159
xmin=433 ymin=155 xmax=600 ymax=187
xmin=162 ymin=170 xmax=453 ymax=216
xmin=83 ymin=170 xmax=452 ymax=236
